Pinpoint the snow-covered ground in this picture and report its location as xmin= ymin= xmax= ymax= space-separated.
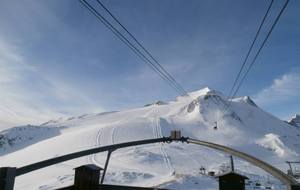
xmin=0 ymin=87 xmax=299 ymax=190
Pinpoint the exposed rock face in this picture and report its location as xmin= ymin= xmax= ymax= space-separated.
xmin=242 ymin=96 xmax=258 ymax=107
xmin=288 ymin=114 xmax=300 ymax=128
xmin=144 ymin=101 xmax=167 ymax=107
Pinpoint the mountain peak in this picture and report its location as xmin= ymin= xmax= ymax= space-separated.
xmin=288 ymin=114 xmax=300 ymax=128
xmin=188 ymin=87 xmax=223 ymax=99
xmin=233 ymin=96 xmax=258 ymax=107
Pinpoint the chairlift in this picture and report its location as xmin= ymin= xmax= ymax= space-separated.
xmin=213 ymin=121 xmax=218 ymax=130
xmin=199 ymin=166 xmax=206 ymax=175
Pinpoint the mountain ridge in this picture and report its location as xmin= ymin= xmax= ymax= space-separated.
xmin=0 ymin=87 xmax=299 ymax=190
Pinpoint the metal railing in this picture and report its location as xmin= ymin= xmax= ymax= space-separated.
xmin=0 ymin=130 xmax=299 ymax=190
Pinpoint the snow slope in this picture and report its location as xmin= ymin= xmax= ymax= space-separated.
xmin=0 ymin=87 xmax=299 ymax=190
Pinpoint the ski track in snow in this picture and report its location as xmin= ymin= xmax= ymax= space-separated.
xmin=111 ymin=126 xmax=117 ymax=145
xmin=87 ymin=128 xmax=103 ymax=166
xmin=158 ymin=119 xmax=173 ymax=172
xmin=152 ymin=109 xmax=174 ymax=173
xmin=87 ymin=125 xmax=118 ymax=166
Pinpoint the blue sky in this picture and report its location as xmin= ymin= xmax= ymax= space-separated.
xmin=0 ymin=0 xmax=299 ymax=127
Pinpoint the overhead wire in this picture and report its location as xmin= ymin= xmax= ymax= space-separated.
xmin=227 ymin=0 xmax=274 ymax=101
xmin=78 ymin=0 xmax=188 ymax=96
xmin=230 ymin=0 xmax=290 ymax=100
xmin=79 ymin=0 xmax=290 ymax=107
xmin=95 ymin=0 xmax=188 ymax=95
xmin=80 ymin=0 xmax=184 ymax=95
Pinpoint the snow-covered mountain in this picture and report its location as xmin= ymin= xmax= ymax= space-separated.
xmin=0 ymin=87 xmax=299 ymax=190
xmin=287 ymin=114 xmax=300 ymax=128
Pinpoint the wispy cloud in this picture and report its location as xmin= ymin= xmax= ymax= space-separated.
xmin=0 ymin=38 xmax=52 ymax=128
xmin=1 ymin=0 xmax=298 ymax=126
xmin=0 ymin=37 xmax=104 ymax=129
xmin=254 ymin=69 xmax=300 ymax=106
xmin=0 ymin=1 xmax=111 ymax=129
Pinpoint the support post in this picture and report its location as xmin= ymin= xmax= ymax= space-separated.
xmin=286 ymin=161 xmax=293 ymax=176
xmin=74 ymin=164 xmax=102 ymax=190
xmin=170 ymin=130 xmax=181 ymax=140
xmin=100 ymin=149 xmax=114 ymax=184
xmin=0 ymin=167 xmax=16 ymax=190
xmin=230 ymin=155 xmax=235 ymax=172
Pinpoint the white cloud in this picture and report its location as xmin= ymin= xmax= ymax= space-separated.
xmin=0 ymin=1 xmax=111 ymax=129
xmin=0 ymin=38 xmax=104 ymax=130
xmin=0 ymin=40 xmax=27 ymax=83
xmin=254 ymin=70 xmax=300 ymax=106
xmin=0 ymin=39 xmax=53 ymax=128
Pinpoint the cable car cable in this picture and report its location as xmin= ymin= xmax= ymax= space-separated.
xmin=95 ymin=0 xmax=188 ymax=95
xmin=230 ymin=0 xmax=290 ymax=99
xmin=79 ymin=0 xmax=187 ymax=96
xmin=227 ymin=0 xmax=274 ymax=100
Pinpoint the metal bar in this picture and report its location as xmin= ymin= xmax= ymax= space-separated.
xmin=187 ymin=138 xmax=298 ymax=188
xmin=100 ymin=150 xmax=114 ymax=184
xmin=16 ymin=137 xmax=172 ymax=176
xmin=14 ymin=132 xmax=299 ymax=189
